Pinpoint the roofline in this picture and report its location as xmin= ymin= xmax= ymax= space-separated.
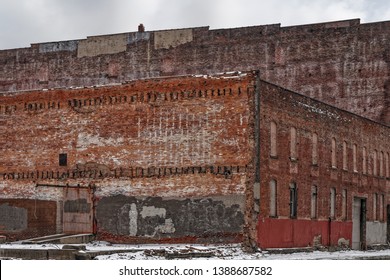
xmin=2 ymin=18 xmax=390 ymax=51
xmin=259 ymin=79 xmax=390 ymax=129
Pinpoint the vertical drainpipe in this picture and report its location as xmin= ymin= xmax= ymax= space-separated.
xmin=328 ymin=217 xmax=332 ymax=247
xmin=90 ymin=184 xmax=98 ymax=235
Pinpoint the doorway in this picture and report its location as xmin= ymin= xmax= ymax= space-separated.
xmin=352 ymin=197 xmax=366 ymax=250
xmin=387 ymin=205 xmax=390 ymax=243
xmin=63 ymin=187 xmax=94 ymax=234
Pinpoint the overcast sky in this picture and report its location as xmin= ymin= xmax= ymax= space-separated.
xmin=0 ymin=0 xmax=389 ymax=50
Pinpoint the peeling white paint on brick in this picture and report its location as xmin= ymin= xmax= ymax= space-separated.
xmin=129 ymin=203 xmax=138 ymax=236
xmin=155 ymin=218 xmax=176 ymax=234
xmin=140 ymin=206 xmax=166 ymax=218
xmin=76 ymin=132 xmax=124 ymax=151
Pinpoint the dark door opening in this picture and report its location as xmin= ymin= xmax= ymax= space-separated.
xmin=387 ymin=205 xmax=390 ymax=243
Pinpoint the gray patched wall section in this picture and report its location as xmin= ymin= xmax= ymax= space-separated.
xmin=39 ymin=40 xmax=79 ymax=53
xmin=64 ymin=199 xmax=91 ymax=213
xmin=96 ymin=195 xmax=244 ymax=240
xmin=0 ymin=203 xmax=28 ymax=231
xmin=366 ymin=221 xmax=387 ymax=245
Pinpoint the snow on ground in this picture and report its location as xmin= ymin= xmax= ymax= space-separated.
xmin=2 ymin=242 xmax=390 ymax=260
xmin=91 ymin=243 xmax=390 ymax=260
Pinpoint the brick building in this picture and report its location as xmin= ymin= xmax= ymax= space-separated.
xmin=0 ymin=71 xmax=389 ymax=249
xmin=0 ymin=19 xmax=389 ymax=250
xmin=258 ymin=80 xmax=389 ymax=249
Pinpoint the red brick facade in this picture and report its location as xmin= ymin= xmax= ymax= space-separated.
xmin=1 ymin=72 xmax=388 ymax=249
xmin=258 ymin=81 xmax=389 ymax=249
xmin=0 ymin=73 xmax=256 ymax=243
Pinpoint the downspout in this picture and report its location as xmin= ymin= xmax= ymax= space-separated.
xmin=91 ymin=184 xmax=98 ymax=235
xmin=328 ymin=217 xmax=332 ymax=247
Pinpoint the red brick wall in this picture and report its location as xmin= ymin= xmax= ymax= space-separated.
xmin=0 ymin=73 xmax=256 ymax=242
xmin=0 ymin=199 xmax=57 ymax=241
xmin=1 ymin=19 xmax=389 ymax=125
xmin=258 ymin=80 xmax=389 ymax=248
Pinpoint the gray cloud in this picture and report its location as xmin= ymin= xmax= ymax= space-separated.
xmin=0 ymin=0 xmax=389 ymax=49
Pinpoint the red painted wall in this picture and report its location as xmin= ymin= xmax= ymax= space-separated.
xmin=257 ymin=218 xmax=352 ymax=248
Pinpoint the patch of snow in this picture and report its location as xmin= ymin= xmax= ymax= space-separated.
xmin=1 ymin=242 xmax=390 ymax=260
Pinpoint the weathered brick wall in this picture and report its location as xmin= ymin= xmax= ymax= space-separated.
xmin=0 ymin=73 xmax=256 ymax=242
xmin=0 ymin=199 xmax=57 ymax=241
xmin=258 ymin=80 xmax=389 ymax=248
xmin=1 ymin=19 xmax=389 ymax=125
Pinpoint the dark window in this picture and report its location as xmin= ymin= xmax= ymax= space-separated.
xmin=59 ymin=153 xmax=67 ymax=166
xmin=290 ymin=182 xmax=297 ymax=218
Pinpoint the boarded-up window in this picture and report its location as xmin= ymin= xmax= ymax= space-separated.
xmin=353 ymin=144 xmax=358 ymax=172
xmin=379 ymin=151 xmax=384 ymax=177
xmin=290 ymin=127 xmax=297 ymax=160
xmin=331 ymin=138 xmax=337 ymax=168
xmin=380 ymin=194 xmax=384 ymax=221
xmin=373 ymin=193 xmax=378 ymax=221
xmin=343 ymin=141 xmax=348 ymax=170
xmin=373 ymin=150 xmax=378 ymax=176
xmin=311 ymin=186 xmax=318 ymax=219
xmin=270 ymin=121 xmax=277 ymax=157
xmin=342 ymin=189 xmax=347 ymax=220
xmin=312 ymin=133 xmax=318 ymax=165
xmin=269 ymin=180 xmax=277 ymax=217
xmin=363 ymin=147 xmax=367 ymax=174
xmin=330 ymin=187 xmax=336 ymax=219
